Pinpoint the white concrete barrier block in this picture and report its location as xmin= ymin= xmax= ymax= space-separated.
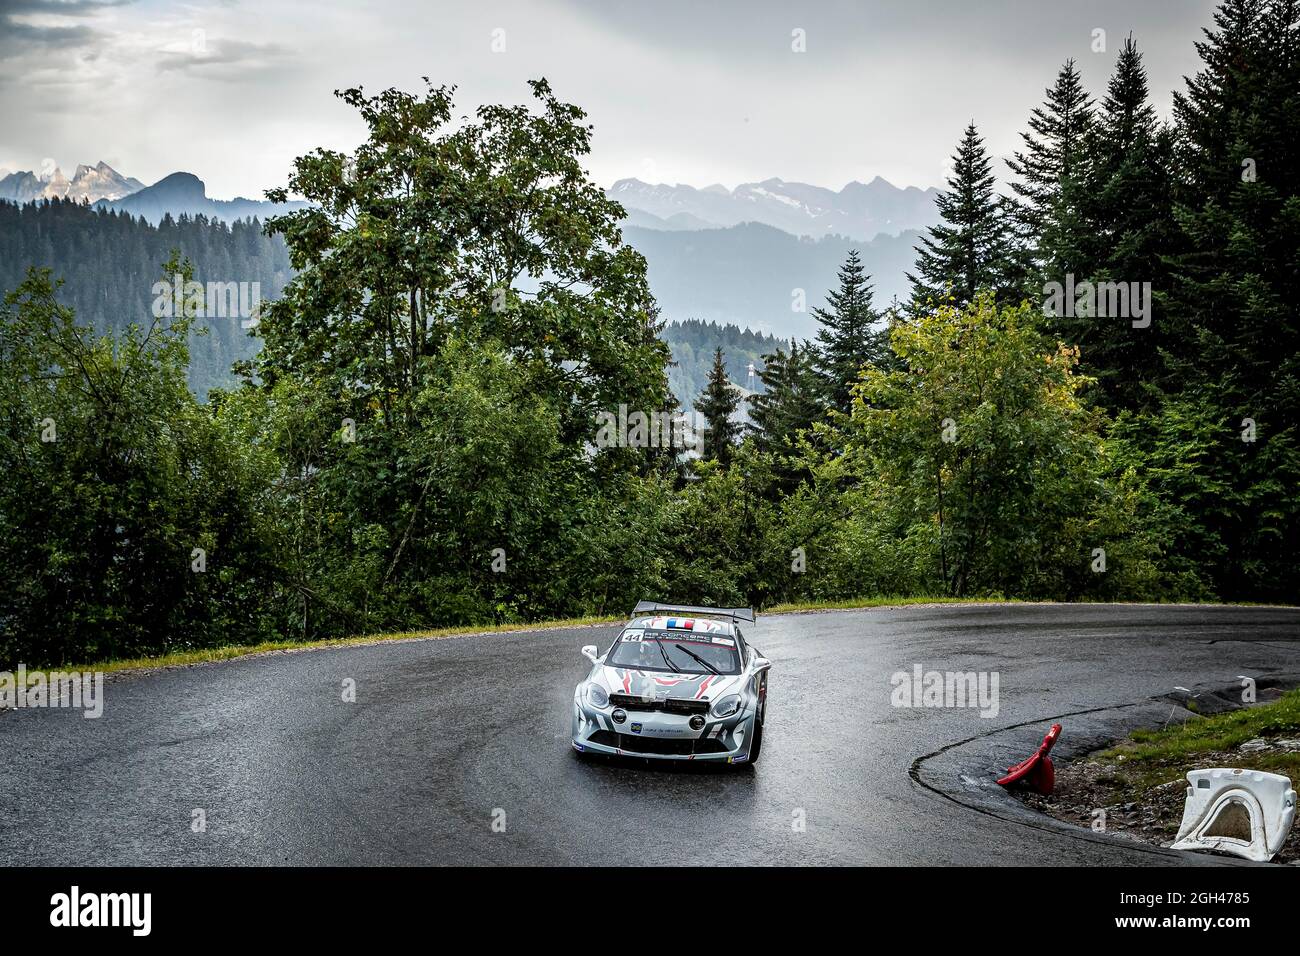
xmin=1170 ymin=768 xmax=1295 ymax=862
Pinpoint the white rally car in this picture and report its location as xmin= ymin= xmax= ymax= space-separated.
xmin=571 ymin=602 xmax=771 ymax=765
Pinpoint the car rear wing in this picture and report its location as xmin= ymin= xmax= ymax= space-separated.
xmin=633 ymin=601 xmax=756 ymax=623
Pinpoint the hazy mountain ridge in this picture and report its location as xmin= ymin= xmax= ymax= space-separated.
xmin=610 ymin=175 xmax=940 ymax=240
xmin=0 ymin=162 xmax=304 ymax=224
xmin=623 ymin=221 xmax=916 ymax=340
xmin=0 ymin=199 xmax=821 ymax=409
xmin=80 ymin=166 xmax=916 ymax=339
xmin=97 ymin=172 xmax=307 ymax=225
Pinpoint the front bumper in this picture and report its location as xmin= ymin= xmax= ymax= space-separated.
xmin=571 ymin=694 xmax=755 ymax=763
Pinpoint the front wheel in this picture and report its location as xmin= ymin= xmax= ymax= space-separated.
xmin=746 ymin=716 xmax=764 ymax=764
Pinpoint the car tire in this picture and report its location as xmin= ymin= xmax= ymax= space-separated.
xmin=746 ymin=716 xmax=763 ymax=765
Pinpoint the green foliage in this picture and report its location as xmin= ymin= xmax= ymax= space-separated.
xmin=823 ymin=297 xmax=1096 ymax=596
xmin=239 ymin=78 xmax=681 ymax=637
xmin=811 ymin=250 xmax=890 ymax=414
xmin=232 ymin=336 xmax=588 ymax=633
xmin=260 ymin=78 xmax=670 ymax=440
xmin=908 ymin=123 xmax=1019 ymax=309
xmin=0 ymin=264 xmax=280 ymax=665
xmin=695 ymin=347 xmax=742 ymax=467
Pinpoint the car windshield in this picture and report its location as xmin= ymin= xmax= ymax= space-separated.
xmin=605 ymin=628 xmax=741 ymax=675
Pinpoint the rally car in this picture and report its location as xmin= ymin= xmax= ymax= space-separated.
xmin=571 ymin=601 xmax=771 ymax=764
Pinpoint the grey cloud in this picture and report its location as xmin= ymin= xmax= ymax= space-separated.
xmin=0 ymin=0 xmax=134 ymax=53
xmin=0 ymin=0 xmax=132 ymax=12
xmin=0 ymin=0 xmax=1230 ymax=203
xmin=155 ymin=38 xmax=291 ymax=74
xmin=2 ymin=17 xmax=98 ymax=46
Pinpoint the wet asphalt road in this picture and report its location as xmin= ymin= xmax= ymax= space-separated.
xmin=1 ymin=603 xmax=1297 ymax=865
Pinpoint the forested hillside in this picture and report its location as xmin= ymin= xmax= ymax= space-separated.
xmin=0 ymin=200 xmax=288 ymax=398
xmin=661 ymin=319 xmax=781 ymax=411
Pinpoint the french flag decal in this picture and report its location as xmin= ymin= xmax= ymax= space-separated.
xmin=666 ymin=618 xmax=694 ymax=630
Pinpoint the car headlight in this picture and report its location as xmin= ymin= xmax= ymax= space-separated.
xmin=586 ymin=683 xmax=610 ymax=708
xmin=711 ymin=694 xmax=742 ymax=718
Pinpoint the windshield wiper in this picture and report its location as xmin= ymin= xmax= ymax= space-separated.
xmin=654 ymin=639 xmax=680 ymax=673
xmin=674 ymin=643 xmax=719 ymax=674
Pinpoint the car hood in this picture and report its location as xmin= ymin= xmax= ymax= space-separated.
xmin=594 ymin=665 xmax=742 ymax=703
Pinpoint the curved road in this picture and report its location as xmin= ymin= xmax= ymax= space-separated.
xmin=2 ymin=604 xmax=1297 ymax=865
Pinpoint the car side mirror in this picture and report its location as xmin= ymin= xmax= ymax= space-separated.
xmin=581 ymin=644 xmax=599 ymax=663
xmin=753 ymin=656 xmax=772 ymax=672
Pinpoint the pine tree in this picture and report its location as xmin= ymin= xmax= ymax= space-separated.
xmin=696 ymin=346 xmax=741 ymax=467
xmin=1098 ymin=37 xmax=1158 ymax=154
xmin=1170 ymin=0 xmax=1298 ymax=406
xmin=1163 ymin=0 xmax=1300 ymax=599
xmin=908 ymin=123 xmax=1016 ymax=310
xmin=811 ymin=250 xmax=888 ymax=414
xmin=1007 ymin=59 xmax=1096 ymax=280
xmin=1073 ymin=35 xmax=1178 ymax=410
xmin=747 ymin=347 xmax=790 ymax=451
xmin=749 ymin=340 xmax=821 ymax=455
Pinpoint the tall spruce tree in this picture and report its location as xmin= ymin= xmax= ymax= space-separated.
xmin=1007 ymin=59 xmax=1096 ymax=284
xmin=1163 ymin=0 xmax=1300 ymax=600
xmin=908 ymin=123 xmax=1016 ymax=309
xmin=1075 ymin=35 xmax=1178 ymax=410
xmin=696 ymin=347 xmax=742 ymax=467
xmin=812 ymin=250 xmax=888 ymax=414
xmin=749 ymin=340 xmax=821 ymax=457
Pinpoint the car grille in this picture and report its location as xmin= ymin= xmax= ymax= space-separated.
xmin=608 ymin=693 xmax=711 ymax=715
xmin=588 ymin=729 xmax=729 ymax=756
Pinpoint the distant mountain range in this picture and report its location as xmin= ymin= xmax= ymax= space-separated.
xmin=609 ymin=176 xmax=940 ymax=241
xmin=0 ymin=162 xmax=304 ymax=224
xmin=3 ymin=161 xmax=936 ymax=244
xmin=1 ymin=159 xmax=927 ymax=341
xmin=623 ymin=222 xmax=918 ymax=341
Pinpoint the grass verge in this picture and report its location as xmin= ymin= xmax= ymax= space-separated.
xmin=765 ymin=595 xmax=1023 ymax=613
xmin=1101 ymin=688 xmax=1300 ymax=789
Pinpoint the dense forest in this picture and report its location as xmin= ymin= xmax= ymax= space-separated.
xmin=2 ymin=0 xmax=1297 ymax=667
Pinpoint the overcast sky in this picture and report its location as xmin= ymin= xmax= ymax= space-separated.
xmin=1 ymin=0 xmax=1221 ymax=199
